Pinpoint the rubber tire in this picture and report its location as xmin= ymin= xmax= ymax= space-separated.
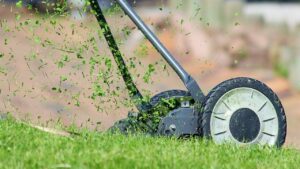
xmin=201 ymin=77 xmax=287 ymax=147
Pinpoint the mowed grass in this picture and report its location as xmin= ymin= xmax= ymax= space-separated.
xmin=0 ymin=119 xmax=299 ymax=169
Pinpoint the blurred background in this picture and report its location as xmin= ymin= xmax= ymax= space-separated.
xmin=0 ymin=0 xmax=300 ymax=148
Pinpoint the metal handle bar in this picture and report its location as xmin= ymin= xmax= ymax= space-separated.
xmin=116 ymin=0 xmax=205 ymax=102
xmin=116 ymin=0 xmax=189 ymax=82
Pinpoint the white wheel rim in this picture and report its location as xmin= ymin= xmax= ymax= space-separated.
xmin=210 ymin=87 xmax=279 ymax=146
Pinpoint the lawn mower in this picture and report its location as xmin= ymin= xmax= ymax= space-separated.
xmin=89 ymin=0 xmax=287 ymax=147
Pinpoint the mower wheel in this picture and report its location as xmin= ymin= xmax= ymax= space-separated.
xmin=201 ymin=77 xmax=286 ymax=147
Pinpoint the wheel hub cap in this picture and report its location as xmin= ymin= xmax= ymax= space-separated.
xmin=229 ymin=108 xmax=260 ymax=143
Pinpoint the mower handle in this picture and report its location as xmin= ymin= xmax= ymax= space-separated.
xmin=116 ymin=0 xmax=188 ymax=81
xmin=116 ymin=0 xmax=205 ymax=102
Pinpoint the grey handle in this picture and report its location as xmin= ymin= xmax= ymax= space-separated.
xmin=116 ymin=0 xmax=205 ymax=102
xmin=116 ymin=0 xmax=190 ymax=83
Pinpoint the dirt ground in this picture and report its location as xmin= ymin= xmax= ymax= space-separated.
xmin=0 ymin=6 xmax=299 ymax=149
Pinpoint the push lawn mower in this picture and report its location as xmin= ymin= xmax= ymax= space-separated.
xmin=89 ymin=0 xmax=287 ymax=147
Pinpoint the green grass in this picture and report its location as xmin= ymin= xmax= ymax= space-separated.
xmin=0 ymin=119 xmax=299 ymax=169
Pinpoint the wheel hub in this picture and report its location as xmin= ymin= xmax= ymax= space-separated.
xmin=229 ymin=108 xmax=260 ymax=143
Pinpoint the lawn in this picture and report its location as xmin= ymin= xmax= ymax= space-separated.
xmin=0 ymin=119 xmax=299 ymax=169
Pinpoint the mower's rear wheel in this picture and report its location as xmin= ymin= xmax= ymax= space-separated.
xmin=201 ymin=77 xmax=286 ymax=147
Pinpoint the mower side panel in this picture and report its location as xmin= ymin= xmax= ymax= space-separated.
xmin=157 ymin=108 xmax=200 ymax=137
